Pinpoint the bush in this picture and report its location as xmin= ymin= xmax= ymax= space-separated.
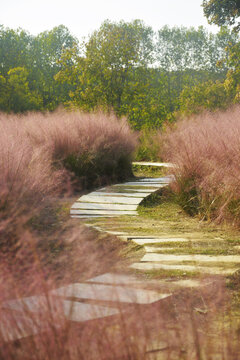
xmin=163 ymin=106 xmax=240 ymax=225
xmin=25 ymin=110 xmax=136 ymax=188
xmin=0 ymin=110 xmax=136 ymax=217
xmin=135 ymin=129 xmax=164 ymax=161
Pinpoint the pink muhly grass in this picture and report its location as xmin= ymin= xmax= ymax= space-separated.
xmin=163 ymin=106 xmax=240 ymax=224
xmin=0 ymin=120 xmax=63 ymax=216
xmin=0 ymin=110 xmax=136 ymax=216
xmin=19 ymin=110 xmax=136 ymax=164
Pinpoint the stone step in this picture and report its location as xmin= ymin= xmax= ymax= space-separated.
xmin=62 ymin=301 xmax=120 ymax=322
xmin=125 ymin=237 xmax=189 ymax=245
xmin=71 ymin=203 xmax=137 ymax=211
xmin=130 ymin=262 xmax=236 ymax=275
xmin=51 ymin=283 xmax=171 ymax=304
xmin=70 ymin=209 xmax=138 ymax=216
xmin=71 ymin=215 xmax=119 ymax=218
xmin=110 ymin=188 xmax=156 ymax=193
xmin=76 ymin=195 xmax=143 ymax=205
xmin=132 ymin=162 xmax=175 ymax=168
xmin=0 ymin=311 xmax=41 ymax=342
xmin=120 ymin=182 xmax=168 ymax=187
xmin=92 ymin=191 xmax=151 ymax=198
xmin=86 ymin=273 xmax=145 ymax=285
xmin=141 ymin=253 xmax=240 ymax=264
xmin=2 ymin=295 xmax=120 ymax=329
xmin=138 ymin=177 xmax=172 ymax=183
xmin=86 ymin=273 xmax=212 ymax=289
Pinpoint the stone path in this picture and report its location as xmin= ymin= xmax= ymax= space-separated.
xmin=132 ymin=161 xmax=176 ymax=168
xmin=70 ymin=176 xmax=172 ymax=218
xmin=3 ymin=162 xmax=240 ymax=346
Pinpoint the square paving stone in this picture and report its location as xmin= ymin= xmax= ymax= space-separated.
xmin=51 ymin=283 xmax=171 ymax=304
xmin=130 ymin=262 xmax=236 ymax=274
xmin=141 ymin=253 xmax=240 ymax=264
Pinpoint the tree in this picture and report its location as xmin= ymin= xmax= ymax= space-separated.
xmin=203 ymin=0 xmax=240 ymax=31
xmin=0 ymin=67 xmax=43 ymax=112
xmin=155 ymin=26 xmax=233 ymax=113
xmin=81 ymin=20 xmax=154 ymax=112
xmin=179 ymin=80 xmax=228 ymax=115
xmin=31 ymin=25 xmax=78 ymax=109
xmin=0 ymin=26 xmax=33 ymax=76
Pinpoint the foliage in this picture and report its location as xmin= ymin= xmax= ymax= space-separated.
xmin=0 ymin=25 xmax=77 ymax=112
xmin=57 ymin=22 xmax=234 ymax=128
xmin=164 ymin=106 xmax=240 ymax=226
xmin=179 ymin=80 xmax=229 ymax=115
xmin=0 ymin=21 xmax=238 ymax=127
xmin=156 ymin=25 xmax=230 ymax=72
xmin=135 ymin=129 xmax=164 ymax=161
xmin=203 ymin=0 xmax=240 ymax=31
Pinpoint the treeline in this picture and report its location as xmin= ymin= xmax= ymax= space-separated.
xmin=0 ymin=21 xmax=238 ymax=128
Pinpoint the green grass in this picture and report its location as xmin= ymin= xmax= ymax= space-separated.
xmin=133 ymin=268 xmax=200 ymax=279
xmin=132 ymin=164 xmax=168 ymax=178
xmin=87 ymin=183 xmax=240 ymax=282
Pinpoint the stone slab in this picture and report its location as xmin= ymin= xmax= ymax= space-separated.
xmin=2 ymin=296 xmax=120 ymax=330
xmin=51 ymin=283 xmax=171 ymax=304
xmin=72 ymin=203 xmax=137 ymax=211
xmin=138 ymin=177 xmax=171 ymax=182
xmin=86 ymin=273 xmax=144 ymax=285
xmin=122 ymin=182 xmax=168 ymax=187
xmin=92 ymin=192 xmax=151 ymax=198
xmin=111 ymin=188 xmax=156 ymax=193
xmin=63 ymin=301 xmax=120 ymax=322
xmin=130 ymin=263 xmax=236 ymax=275
xmin=70 ymin=210 xmax=138 ymax=216
xmin=164 ymin=279 xmax=212 ymax=288
xmin=77 ymin=195 xmax=143 ymax=205
xmin=3 ymin=295 xmax=58 ymax=313
xmin=132 ymin=162 xmax=175 ymax=168
xmin=0 ymin=311 xmax=42 ymax=342
xmin=87 ymin=273 xmax=212 ymax=290
xmin=128 ymin=238 xmax=189 ymax=245
xmin=71 ymin=215 xmax=119 ymax=218
xmin=141 ymin=253 xmax=240 ymax=264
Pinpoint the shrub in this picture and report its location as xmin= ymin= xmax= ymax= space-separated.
xmin=0 ymin=110 xmax=136 ymax=217
xmin=163 ymin=106 xmax=240 ymax=225
xmin=23 ymin=110 xmax=137 ymax=188
xmin=0 ymin=115 xmax=63 ymax=216
xmin=135 ymin=129 xmax=164 ymax=161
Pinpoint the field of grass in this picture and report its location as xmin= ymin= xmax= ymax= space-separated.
xmin=2 ymin=109 xmax=240 ymax=359
xmin=163 ymin=106 xmax=240 ymax=227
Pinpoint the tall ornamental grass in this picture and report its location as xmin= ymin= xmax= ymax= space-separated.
xmin=163 ymin=106 xmax=240 ymax=225
xmin=0 ymin=110 xmax=136 ymax=216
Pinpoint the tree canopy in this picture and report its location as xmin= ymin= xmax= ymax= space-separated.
xmin=203 ymin=0 xmax=240 ymax=31
xmin=0 ymin=20 xmax=238 ymax=127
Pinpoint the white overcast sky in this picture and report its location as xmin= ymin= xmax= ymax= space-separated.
xmin=1 ymin=0 xmax=219 ymax=39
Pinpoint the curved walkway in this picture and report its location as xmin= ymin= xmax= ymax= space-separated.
xmin=70 ymin=176 xmax=173 ymax=218
xmin=3 ymin=163 xmax=240 ymax=344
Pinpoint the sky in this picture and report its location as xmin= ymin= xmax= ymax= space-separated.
xmin=1 ymin=0 xmax=219 ymax=39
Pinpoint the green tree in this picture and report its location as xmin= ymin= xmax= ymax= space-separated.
xmin=81 ymin=20 xmax=154 ymax=112
xmin=31 ymin=25 xmax=78 ymax=109
xmin=0 ymin=26 xmax=33 ymax=76
xmin=203 ymin=0 xmax=240 ymax=31
xmin=179 ymin=80 xmax=228 ymax=115
xmin=1 ymin=67 xmax=42 ymax=112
